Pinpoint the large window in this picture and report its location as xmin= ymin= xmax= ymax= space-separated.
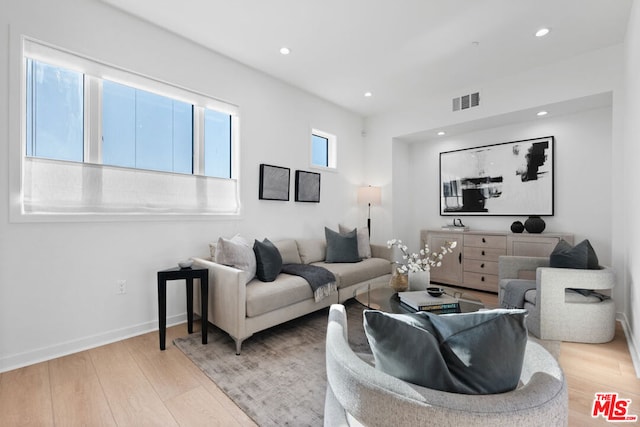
xmin=19 ymin=39 xmax=239 ymax=217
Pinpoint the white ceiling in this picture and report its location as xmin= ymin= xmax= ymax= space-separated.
xmin=101 ymin=0 xmax=632 ymax=117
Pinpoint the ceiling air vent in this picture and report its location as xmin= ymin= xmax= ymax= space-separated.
xmin=452 ymin=92 xmax=480 ymax=111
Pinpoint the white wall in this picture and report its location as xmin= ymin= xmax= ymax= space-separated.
xmin=621 ymin=0 xmax=640 ymax=372
xmin=0 ymin=0 xmax=365 ymax=371
xmin=399 ymin=107 xmax=613 ymax=267
xmin=364 ymin=45 xmax=623 ymax=243
xmin=365 ymin=31 xmax=639 ymax=370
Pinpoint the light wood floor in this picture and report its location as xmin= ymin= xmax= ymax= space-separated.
xmin=0 ymin=291 xmax=638 ymax=426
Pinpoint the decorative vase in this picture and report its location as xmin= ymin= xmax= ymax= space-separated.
xmin=389 ymin=273 xmax=409 ymax=293
xmin=510 ymin=221 xmax=525 ymax=233
xmin=408 ymin=270 xmax=430 ymax=291
xmin=524 ymin=216 xmax=546 ymax=233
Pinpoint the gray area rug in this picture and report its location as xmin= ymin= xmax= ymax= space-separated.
xmin=174 ymin=301 xmax=560 ymax=427
xmin=173 ymin=301 xmax=369 ymax=427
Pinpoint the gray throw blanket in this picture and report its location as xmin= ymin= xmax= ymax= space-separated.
xmin=568 ymin=288 xmax=611 ymax=301
xmin=501 ymin=279 xmax=536 ymax=309
xmin=281 ymin=263 xmax=337 ymax=302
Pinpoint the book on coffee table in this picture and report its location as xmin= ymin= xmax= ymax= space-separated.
xmin=398 ymin=290 xmax=460 ymax=312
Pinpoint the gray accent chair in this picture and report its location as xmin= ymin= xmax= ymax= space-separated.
xmin=324 ymin=304 xmax=568 ymax=427
xmin=498 ymin=256 xmax=616 ymax=343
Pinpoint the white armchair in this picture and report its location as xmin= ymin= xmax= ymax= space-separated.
xmin=324 ymin=304 xmax=568 ymax=426
xmin=498 ymin=256 xmax=616 ymax=343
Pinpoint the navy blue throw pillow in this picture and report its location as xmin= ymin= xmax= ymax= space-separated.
xmin=363 ymin=309 xmax=528 ymax=394
xmin=325 ymin=227 xmax=361 ymax=263
xmin=549 ymin=239 xmax=599 ymax=269
xmin=253 ymin=238 xmax=283 ymax=282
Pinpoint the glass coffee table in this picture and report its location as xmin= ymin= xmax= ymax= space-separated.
xmin=355 ymin=282 xmax=485 ymax=314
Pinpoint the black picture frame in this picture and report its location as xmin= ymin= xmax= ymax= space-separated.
xmin=259 ymin=164 xmax=290 ymax=201
xmin=439 ymin=136 xmax=554 ymax=216
xmin=295 ymin=170 xmax=321 ymax=203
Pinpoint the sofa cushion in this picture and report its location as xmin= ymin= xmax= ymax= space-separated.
xmin=215 ymin=235 xmax=256 ymax=284
xmin=297 ymin=239 xmax=326 ymax=264
xmin=325 ymin=227 xmax=361 ymax=263
xmin=253 ymin=239 xmax=283 ymax=282
xmin=274 ymin=239 xmax=302 ymax=264
xmin=339 ymin=224 xmax=371 ymax=259
xmin=363 ymin=308 xmax=527 ymax=395
xmin=550 ymin=239 xmax=599 ymax=269
xmin=314 ymin=257 xmax=390 ymax=288
xmin=246 ymin=274 xmax=313 ymax=317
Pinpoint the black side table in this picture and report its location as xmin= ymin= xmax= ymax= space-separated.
xmin=157 ymin=266 xmax=208 ymax=350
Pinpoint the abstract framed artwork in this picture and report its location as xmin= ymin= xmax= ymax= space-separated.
xmin=295 ymin=170 xmax=321 ymax=203
xmin=440 ymin=136 xmax=554 ymax=216
xmin=259 ymin=164 xmax=290 ymax=201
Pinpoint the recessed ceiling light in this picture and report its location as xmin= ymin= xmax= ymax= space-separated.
xmin=535 ymin=28 xmax=550 ymax=37
xmin=437 ymin=131 xmax=446 ymax=136
xmin=537 ymin=111 xmax=548 ymax=116
xmin=280 ymin=47 xmax=291 ymax=55
xmin=364 ymin=91 xmax=373 ymax=97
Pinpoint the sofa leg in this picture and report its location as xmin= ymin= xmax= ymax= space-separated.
xmin=235 ymin=338 xmax=243 ymax=355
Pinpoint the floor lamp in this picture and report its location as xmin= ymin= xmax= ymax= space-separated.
xmin=357 ymin=185 xmax=381 ymax=237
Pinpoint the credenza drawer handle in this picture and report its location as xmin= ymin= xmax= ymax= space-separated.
xmin=482 ymin=237 xmax=486 ymax=243
xmin=481 ymin=263 xmax=485 ymax=268
xmin=482 ymin=250 xmax=485 ymax=256
xmin=481 ymin=276 xmax=485 ymax=282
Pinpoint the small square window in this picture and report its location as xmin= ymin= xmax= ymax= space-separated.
xmin=311 ymin=129 xmax=336 ymax=169
xmin=311 ymin=134 xmax=328 ymax=167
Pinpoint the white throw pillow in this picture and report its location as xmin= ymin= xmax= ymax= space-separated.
xmin=339 ymin=224 xmax=372 ymax=259
xmin=214 ymin=235 xmax=256 ymax=284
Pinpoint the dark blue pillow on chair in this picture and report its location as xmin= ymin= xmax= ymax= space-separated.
xmin=550 ymin=239 xmax=599 ymax=269
xmin=363 ymin=309 xmax=528 ymax=394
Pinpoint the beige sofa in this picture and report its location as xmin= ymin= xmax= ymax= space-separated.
xmin=193 ymin=238 xmax=391 ymax=354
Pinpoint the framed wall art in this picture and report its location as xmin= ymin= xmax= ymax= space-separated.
xmin=295 ymin=170 xmax=321 ymax=203
xmin=259 ymin=164 xmax=290 ymax=201
xmin=440 ymin=136 xmax=554 ymax=216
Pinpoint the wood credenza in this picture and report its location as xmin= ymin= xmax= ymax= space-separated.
xmin=420 ymin=230 xmax=574 ymax=293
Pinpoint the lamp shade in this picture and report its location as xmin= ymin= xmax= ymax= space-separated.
xmin=357 ymin=186 xmax=381 ymax=205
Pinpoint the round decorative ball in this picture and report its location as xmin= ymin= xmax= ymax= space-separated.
xmin=510 ymin=221 xmax=525 ymax=233
xmin=524 ymin=216 xmax=546 ymax=233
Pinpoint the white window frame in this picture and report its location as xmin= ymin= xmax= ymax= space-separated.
xmin=310 ymin=128 xmax=337 ymax=171
xmin=10 ymin=36 xmax=241 ymax=222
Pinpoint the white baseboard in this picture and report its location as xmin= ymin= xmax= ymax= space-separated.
xmin=0 ymin=313 xmax=187 ymax=374
xmin=618 ymin=312 xmax=640 ymax=378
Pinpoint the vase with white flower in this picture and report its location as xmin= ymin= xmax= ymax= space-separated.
xmin=387 ymin=239 xmax=457 ymax=291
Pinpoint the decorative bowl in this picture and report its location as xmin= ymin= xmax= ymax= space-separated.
xmin=178 ymin=260 xmax=193 ymax=269
xmin=427 ymin=287 xmax=444 ymax=297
